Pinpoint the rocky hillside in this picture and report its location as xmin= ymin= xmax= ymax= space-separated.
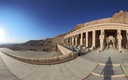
xmin=24 ymin=33 xmax=66 ymax=46
xmin=22 ymin=33 xmax=66 ymax=51
xmin=72 ymin=10 xmax=128 ymax=32
xmin=23 ymin=40 xmax=44 ymax=46
xmin=1 ymin=33 xmax=66 ymax=52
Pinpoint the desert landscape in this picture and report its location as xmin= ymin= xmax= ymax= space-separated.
xmin=0 ymin=33 xmax=66 ymax=52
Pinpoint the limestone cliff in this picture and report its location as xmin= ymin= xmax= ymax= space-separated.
xmin=111 ymin=10 xmax=128 ymax=24
xmin=72 ymin=10 xmax=128 ymax=32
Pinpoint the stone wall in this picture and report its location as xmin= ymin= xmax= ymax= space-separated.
xmin=1 ymin=45 xmax=77 ymax=65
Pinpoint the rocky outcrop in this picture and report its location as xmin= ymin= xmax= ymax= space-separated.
xmin=111 ymin=10 xmax=128 ymax=24
xmin=72 ymin=10 xmax=128 ymax=32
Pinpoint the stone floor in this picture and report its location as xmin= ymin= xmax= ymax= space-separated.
xmin=81 ymin=47 xmax=128 ymax=80
xmin=1 ymin=47 xmax=128 ymax=80
xmin=0 ymin=50 xmax=97 ymax=80
xmin=83 ymin=64 xmax=127 ymax=80
xmin=81 ymin=47 xmax=128 ymax=64
xmin=0 ymin=54 xmax=20 ymax=80
xmin=84 ymin=74 xmax=128 ymax=80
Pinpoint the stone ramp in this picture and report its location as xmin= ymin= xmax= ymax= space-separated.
xmin=0 ymin=54 xmax=20 ymax=80
xmin=0 ymin=51 xmax=97 ymax=80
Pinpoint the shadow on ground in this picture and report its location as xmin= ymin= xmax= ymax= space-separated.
xmin=101 ymin=57 xmax=114 ymax=80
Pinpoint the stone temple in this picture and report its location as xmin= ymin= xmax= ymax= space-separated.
xmin=1 ymin=10 xmax=128 ymax=80
xmin=64 ymin=10 xmax=128 ymax=52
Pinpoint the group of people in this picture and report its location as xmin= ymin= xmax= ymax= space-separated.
xmin=107 ymin=40 xmax=113 ymax=49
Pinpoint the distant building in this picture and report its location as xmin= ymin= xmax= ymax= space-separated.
xmin=64 ymin=10 xmax=128 ymax=52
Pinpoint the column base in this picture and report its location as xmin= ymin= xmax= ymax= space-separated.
xmin=78 ymin=45 xmax=81 ymax=48
xmin=73 ymin=45 xmax=77 ymax=47
xmin=97 ymin=48 xmax=103 ymax=53
xmin=118 ymin=49 xmax=123 ymax=53
xmin=71 ymin=45 xmax=74 ymax=47
xmin=90 ymin=46 xmax=95 ymax=50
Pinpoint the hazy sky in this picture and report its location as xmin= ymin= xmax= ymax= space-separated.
xmin=0 ymin=0 xmax=128 ymax=43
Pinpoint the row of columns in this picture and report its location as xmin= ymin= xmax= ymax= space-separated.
xmin=65 ymin=31 xmax=96 ymax=50
xmin=64 ymin=29 xmax=128 ymax=52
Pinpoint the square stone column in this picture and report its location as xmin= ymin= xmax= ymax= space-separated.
xmin=66 ymin=38 xmax=68 ymax=44
xmin=126 ymin=30 xmax=128 ymax=49
xmin=64 ymin=38 xmax=67 ymax=44
xmin=99 ymin=35 xmax=104 ymax=51
xmin=75 ymin=35 xmax=78 ymax=47
xmin=117 ymin=29 xmax=122 ymax=52
xmin=70 ymin=37 xmax=72 ymax=46
xmin=91 ymin=30 xmax=96 ymax=50
xmin=86 ymin=32 xmax=88 ymax=47
xmin=126 ymin=37 xmax=128 ymax=49
xmin=117 ymin=35 xmax=122 ymax=52
xmin=72 ymin=36 xmax=74 ymax=46
xmin=68 ymin=37 xmax=70 ymax=45
xmin=80 ymin=33 xmax=83 ymax=46
xmin=65 ymin=38 xmax=68 ymax=45
xmin=126 ymin=36 xmax=128 ymax=49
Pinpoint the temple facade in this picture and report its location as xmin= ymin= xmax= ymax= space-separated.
xmin=64 ymin=11 xmax=128 ymax=52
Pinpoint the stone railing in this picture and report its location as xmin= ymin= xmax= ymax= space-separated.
xmin=57 ymin=44 xmax=73 ymax=55
xmin=1 ymin=45 xmax=77 ymax=65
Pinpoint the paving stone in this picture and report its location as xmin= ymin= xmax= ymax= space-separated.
xmin=84 ymin=74 xmax=128 ymax=80
xmin=1 ymin=49 xmax=95 ymax=80
xmin=0 ymin=54 xmax=20 ymax=80
xmin=1 ymin=47 xmax=128 ymax=80
xmin=93 ymin=65 xmax=124 ymax=75
xmin=81 ymin=47 xmax=128 ymax=64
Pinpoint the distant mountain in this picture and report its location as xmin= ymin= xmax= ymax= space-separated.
xmin=0 ymin=33 xmax=66 ymax=51
xmin=23 ymin=40 xmax=44 ymax=46
xmin=23 ymin=33 xmax=66 ymax=46
xmin=16 ymin=33 xmax=67 ymax=51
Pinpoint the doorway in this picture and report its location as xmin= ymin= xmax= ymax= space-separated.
xmin=105 ymin=30 xmax=117 ymax=48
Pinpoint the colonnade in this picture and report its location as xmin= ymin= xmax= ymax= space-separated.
xmin=64 ymin=29 xmax=128 ymax=52
xmin=98 ymin=29 xmax=123 ymax=52
xmin=64 ymin=31 xmax=96 ymax=50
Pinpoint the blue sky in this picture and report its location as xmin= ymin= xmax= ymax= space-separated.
xmin=0 ymin=0 xmax=128 ymax=43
